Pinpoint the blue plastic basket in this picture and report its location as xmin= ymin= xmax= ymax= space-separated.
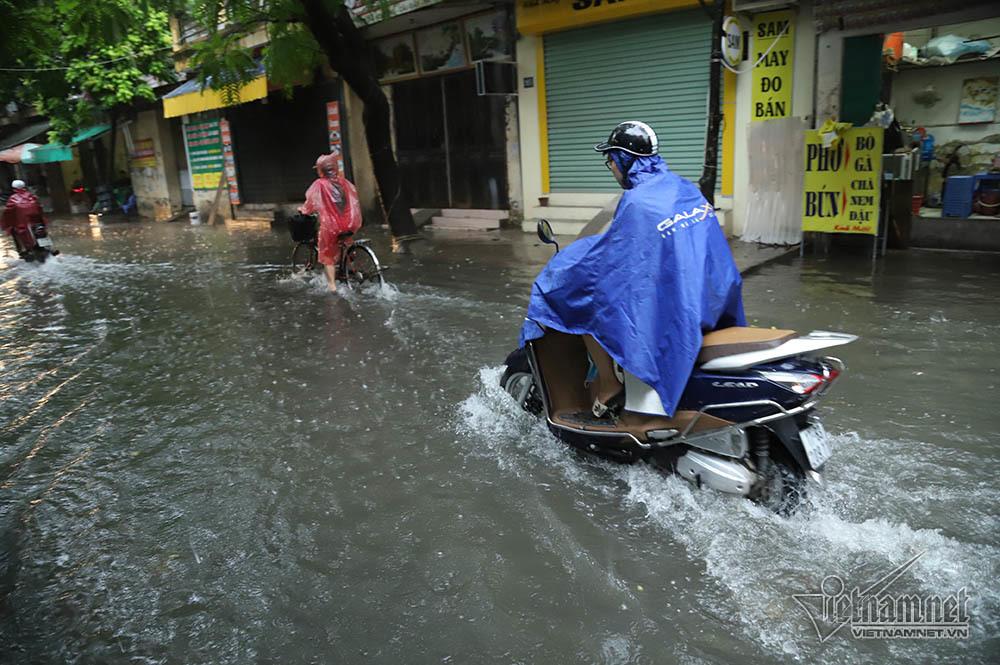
xmin=943 ymin=176 xmax=975 ymax=217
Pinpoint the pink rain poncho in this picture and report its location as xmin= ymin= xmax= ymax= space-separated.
xmin=2 ymin=189 xmax=48 ymax=252
xmin=300 ymin=174 xmax=362 ymax=266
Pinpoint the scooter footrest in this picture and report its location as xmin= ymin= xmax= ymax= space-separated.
xmin=557 ymin=411 xmax=617 ymax=428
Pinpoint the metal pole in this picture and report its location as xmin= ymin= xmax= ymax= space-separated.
xmin=697 ymin=0 xmax=724 ymax=204
xmin=441 ymin=77 xmax=452 ymax=208
xmin=882 ymin=178 xmax=892 ymax=257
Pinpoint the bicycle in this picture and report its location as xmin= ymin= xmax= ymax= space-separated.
xmin=288 ymin=213 xmax=385 ymax=288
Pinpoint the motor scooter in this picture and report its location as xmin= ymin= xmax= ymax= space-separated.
xmin=9 ymin=221 xmax=59 ymax=263
xmin=501 ymin=220 xmax=856 ymax=512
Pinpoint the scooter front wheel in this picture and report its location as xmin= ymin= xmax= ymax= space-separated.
xmin=500 ymin=366 xmax=542 ymax=416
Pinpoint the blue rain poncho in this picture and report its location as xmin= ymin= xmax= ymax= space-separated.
xmin=520 ymin=154 xmax=746 ymax=416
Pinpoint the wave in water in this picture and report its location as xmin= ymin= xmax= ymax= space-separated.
xmin=457 ymin=366 xmax=1000 ymax=663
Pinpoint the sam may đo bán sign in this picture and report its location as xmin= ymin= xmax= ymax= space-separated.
xmin=751 ymin=10 xmax=795 ymax=121
xmin=802 ymin=128 xmax=883 ymax=235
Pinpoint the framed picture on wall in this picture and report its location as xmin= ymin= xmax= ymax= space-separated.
xmin=958 ymin=76 xmax=998 ymax=124
xmin=416 ymin=21 xmax=467 ymax=74
xmin=374 ymin=33 xmax=417 ymax=81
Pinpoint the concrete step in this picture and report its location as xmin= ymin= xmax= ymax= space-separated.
xmin=544 ymin=192 xmax=617 ymax=208
xmin=521 ymin=218 xmax=587 ymax=236
xmin=526 ymin=205 xmax=602 ymax=221
xmin=412 ymin=208 xmax=440 ymax=228
xmin=430 ymin=216 xmax=500 ymax=231
xmin=439 ymin=208 xmax=507 ymax=220
xmin=233 ymin=207 xmax=275 ymax=222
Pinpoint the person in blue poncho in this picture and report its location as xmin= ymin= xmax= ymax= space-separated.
xmin=519 ymin=121 xmax=746 ymax=417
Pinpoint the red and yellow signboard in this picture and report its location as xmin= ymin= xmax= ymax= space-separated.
xmin=130 ymin=138 xmax=157 ymax=169
xmin=802 ymin=128 xmax=883 ymax=235
xmin=326 ymin=101 xmax=345 ymax=175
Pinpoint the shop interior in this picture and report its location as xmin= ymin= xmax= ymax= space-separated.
xmin=830 ymin=16 xmax=999 ymax=250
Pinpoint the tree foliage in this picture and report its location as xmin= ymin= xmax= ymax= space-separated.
xmin=0 ymin=0 xmax=174 ymax=142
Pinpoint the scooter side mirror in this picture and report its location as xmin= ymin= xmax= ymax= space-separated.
xmin=536 ymin=219 xmax=559 ymax=252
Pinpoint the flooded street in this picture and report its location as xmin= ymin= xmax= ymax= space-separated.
xmin=1 ymin=219 xmax=998 ymax=663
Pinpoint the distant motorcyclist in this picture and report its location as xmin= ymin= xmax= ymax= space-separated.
xmin=2 ymin=180 xmax=53 ymax=259
xmin=520 ymin=121 xmax=746 ymax=416
xmin=298 ymin=154 xmax=362 ymax=293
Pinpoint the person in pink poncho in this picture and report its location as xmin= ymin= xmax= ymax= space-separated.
xmin=2 ymin=180 xmax=50 ymax=258
xmin=298 ymin=153 xmax=362 ymax=293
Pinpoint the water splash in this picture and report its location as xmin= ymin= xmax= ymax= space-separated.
xmin=457 ymin=366 xmax=1000 ymax=662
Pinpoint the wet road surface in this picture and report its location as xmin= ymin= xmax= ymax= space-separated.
xmin=1 ymin=219 xmax=998 ymax=663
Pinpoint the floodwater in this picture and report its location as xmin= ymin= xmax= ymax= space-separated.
xmin=1 ymin=219 xmax=997 ymax=664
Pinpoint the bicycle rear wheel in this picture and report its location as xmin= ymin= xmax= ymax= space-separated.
xmin=343 ymin=244 xmax=384 ymax=288
xmin=291 ymin=242 xmax=318 ymax=274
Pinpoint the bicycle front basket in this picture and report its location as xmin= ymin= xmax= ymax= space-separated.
xmin=288 ymin=213 xmax=318 ymax=243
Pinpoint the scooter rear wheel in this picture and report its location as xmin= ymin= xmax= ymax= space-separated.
xmin=752 ymin=455 xmax=807 ymax=515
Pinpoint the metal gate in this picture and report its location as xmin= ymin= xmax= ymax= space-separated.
xmin=544 ymin=10 xmax=711 ymax=191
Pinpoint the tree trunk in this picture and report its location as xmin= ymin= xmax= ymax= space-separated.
xmin=698 ymin=0 xmax=724 ymax=206
xmin=299 ymin=0 xmax=419 ymax=245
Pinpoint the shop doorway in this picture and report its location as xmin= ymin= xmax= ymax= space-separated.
xmin=393 ymin=70 xmax=508 ymax=210
xmin=227 ymin=82 xmax=339 ymax=203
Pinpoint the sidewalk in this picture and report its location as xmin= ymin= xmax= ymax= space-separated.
xmin=727 ymin=239 xmax=798 ymax=274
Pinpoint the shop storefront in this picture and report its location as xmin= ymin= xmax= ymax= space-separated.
xmin=808 ymin=0 xmax=1000 ymax=251
xmin=0 ymin=121 xmax=127 ymax=214
xmin=371 ymin=7 xmax=515 ymax=212
xmin=162 ymin=66 xmax=345 ymax=219
xmin=226 ymin=81 xmax=341 ymax=204
xmin=539 ymin=9 xmax=712 ymax=191
xmin=515 ymin=0 xmax=736 ymax=233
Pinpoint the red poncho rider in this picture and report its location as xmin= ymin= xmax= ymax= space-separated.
xmin=2 ymin=180 xmax=49 ymax=256
xmin=298 ymin=154 xmax=362 ymax=292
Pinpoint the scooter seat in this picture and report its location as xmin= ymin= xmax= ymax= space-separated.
xmin=698 ymin=327 xmax=796 ymax=364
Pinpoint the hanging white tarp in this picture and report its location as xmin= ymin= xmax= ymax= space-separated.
xmin=741 ymin=117 xmax=807 ymax=246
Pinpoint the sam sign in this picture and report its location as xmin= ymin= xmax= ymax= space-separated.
xmin=802 ymin=128 xmax=883 ymax=235
xmin=752 ymin=10 xmax=794 ymax=121
xmin=722 ymin=16 xmax=744 ymax=69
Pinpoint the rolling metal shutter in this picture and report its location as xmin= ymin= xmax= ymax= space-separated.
xmin=228 ymin=81 xmax=339 ymax=203
xmin=544 ymin=9 xmax=711 ymax=192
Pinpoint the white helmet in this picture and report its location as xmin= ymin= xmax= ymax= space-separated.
xmin=11 ymin=179 xmax=26 ymax=189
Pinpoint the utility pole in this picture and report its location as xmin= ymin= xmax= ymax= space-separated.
xmin=698 ymin=0 xmax=725 ymax=205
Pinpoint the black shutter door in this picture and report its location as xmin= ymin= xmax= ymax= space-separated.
xmin=228 ymin=81 xmax=338 ymax=203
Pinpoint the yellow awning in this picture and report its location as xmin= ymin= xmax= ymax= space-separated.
xmin=163 ymin=75 xmax=268 ymax=118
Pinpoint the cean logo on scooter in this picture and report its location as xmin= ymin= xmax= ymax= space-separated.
xmin=711 ymin=380 xmax=759 ymax=389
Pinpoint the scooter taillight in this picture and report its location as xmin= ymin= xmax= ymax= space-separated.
xmin=801 ymin=373 xmax=827 ymax=394
xmin=760 ymin=371 xmax=826 ymax=395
